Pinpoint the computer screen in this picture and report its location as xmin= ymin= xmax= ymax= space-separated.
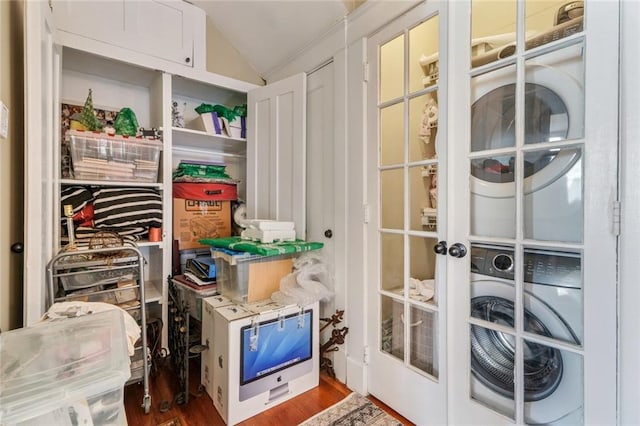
xmin=239 ymin=309 xmax=313 ymax=401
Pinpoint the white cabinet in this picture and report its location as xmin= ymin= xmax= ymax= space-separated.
xmin=24 ymin=1 xmax=307 ymax=352
xmin=53 ymin=0 xmax=205 ymax=69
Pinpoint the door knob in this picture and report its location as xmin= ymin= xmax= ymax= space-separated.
xmin=11 ymin=243 xmax=23 ymax=254
xmin=324 ymin=229 xmax=333 ymax=238
xmin=433 ymin=241 xmax=447 ymax=255
xmin=448 ymin=243 xmax=467 ymax=258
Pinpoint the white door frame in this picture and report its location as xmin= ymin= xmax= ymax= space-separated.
xmin=619 ymin=0 xmax=640 ymax=422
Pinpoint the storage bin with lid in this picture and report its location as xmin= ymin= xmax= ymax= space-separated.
xmin=0 ymin=310 xmax=131 ymax=425
xmin=67 ymin=130 xmax=162 ymax=182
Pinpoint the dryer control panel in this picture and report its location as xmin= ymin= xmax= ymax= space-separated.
xmin=471 ymin=245 xmax=582 ymax=289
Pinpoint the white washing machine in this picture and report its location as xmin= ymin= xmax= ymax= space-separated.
xmin=469 ymin=244 xmax=583 ymax=424
xmin=470 ymin=43 xmax=584 ymax=242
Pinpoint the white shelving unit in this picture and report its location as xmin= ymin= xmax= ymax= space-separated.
xmin=25 ymin=1 xmax=305 ymax=355
xmin=23 ymin=0 xmax=257 ymax=353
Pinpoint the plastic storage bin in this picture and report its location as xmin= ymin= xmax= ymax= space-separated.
xmin=213 ymin=249 xmax=294 ymax=304
xmin=67 ymin=130 xmax=162 ymax=182
xmin=0 ymin=310 xmax=131 ymax=425
xmin=57 ymin=253 xmax=141 ymax=291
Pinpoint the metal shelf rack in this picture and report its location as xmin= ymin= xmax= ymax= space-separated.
xmin=46 ymin=243 xmax=151 ymax=414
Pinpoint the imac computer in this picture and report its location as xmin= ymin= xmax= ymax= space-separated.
xmin=239 ymin=308 xmax=313 ymax=401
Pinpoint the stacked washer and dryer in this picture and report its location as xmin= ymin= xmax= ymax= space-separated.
xmin=469 ymin=245 xmax=583 ymax=424
xmin=467 ymin=2 xmax=585 ymax=424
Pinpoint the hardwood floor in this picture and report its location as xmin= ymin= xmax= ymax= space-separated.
xmin=124 ymin=359 xmax=412 ymax=425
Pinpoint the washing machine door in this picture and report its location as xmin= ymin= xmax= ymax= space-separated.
xmin=470 ymin=279 xmax=582 ymax=424
xmin=470 ymin=44 xmax=584 ymax=199
xmin=469 ymin=83 xmax=581 ymax=199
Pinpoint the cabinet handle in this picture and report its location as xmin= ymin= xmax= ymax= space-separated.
xmin=185 ymin=57 xmax=191 ymax=64
xmin=324 ymin=229 xmax=333 ymax=238
xmin=11 ymin=242 xmax=23 ymax=254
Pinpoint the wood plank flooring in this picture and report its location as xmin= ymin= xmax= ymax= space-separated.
xmin=124 ymin=359 xmax=412 ymax=425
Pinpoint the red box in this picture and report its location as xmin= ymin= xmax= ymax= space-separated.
xmin=173 ymin=182 xmax=237 ymax=201
xmin=173 ymin=183 xmax=237 ymax=250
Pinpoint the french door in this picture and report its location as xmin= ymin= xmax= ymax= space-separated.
xmin=447 ymin=0 xmax=618 ymax=424
xmin=366 ymin=2 xmax=448 ymax=424
xmin=366 ymin=0 xmax=619 ymax=424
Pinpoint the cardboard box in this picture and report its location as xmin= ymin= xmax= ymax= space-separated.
xmin=173 ymin=198 xmax=231 ymax=250
xmin=212 ymin=301 xmax=319 ymax=425
xmin=201 ymin=295 xmax=235 ymax=400
xmin=221 ymin=117 xmax=245 ymax=139
xmin=189 ymin=112 xmax=224 ymax=135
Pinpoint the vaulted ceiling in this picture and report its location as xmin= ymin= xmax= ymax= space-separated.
xmin=191 ymin=1 xmax=365 ymax=78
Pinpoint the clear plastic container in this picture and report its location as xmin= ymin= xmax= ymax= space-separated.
xmin=0 ymin=310 xmax=131 ymax=425
xmin=213 ymin=250 xmax=295 ymax=304
xmin=67 ymin=130 xmax=162 ymax=182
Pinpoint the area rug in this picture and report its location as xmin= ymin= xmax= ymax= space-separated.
xmin=300 ymin=392 xmax=403 ymax=426
xmin=156 ymin=418 xmax=182 ymax=426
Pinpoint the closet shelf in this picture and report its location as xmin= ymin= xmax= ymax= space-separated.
xmin=60 ymin=178 xmax=164 ymax=188
xmin=172 ymin=127 xmax=246 ymax=155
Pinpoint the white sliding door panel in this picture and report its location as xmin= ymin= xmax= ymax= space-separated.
xmin=247 ymin=73 xmax=307 ymax=239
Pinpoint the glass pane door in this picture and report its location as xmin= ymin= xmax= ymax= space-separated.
xmin=449 ymin=0 xmax=618 ymax=424
xmin=366 ymin=4 xmax=448 ymax=423
xmin=378 ymin=12 xmax=442 ymax=376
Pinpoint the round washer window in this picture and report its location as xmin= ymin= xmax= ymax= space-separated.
xmin=470 ymin=296 xmax=564 ymax=402
xmin=470 ymin=83 xmax=569 ymax=183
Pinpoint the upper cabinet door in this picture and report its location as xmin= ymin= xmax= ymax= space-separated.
xmin=24 ymin=0 xmax=59 ymax=325
xmin=247 ymin=73 xmax=307 ymax=240
xmin=53 ymin=0 xmax=201 ymax=67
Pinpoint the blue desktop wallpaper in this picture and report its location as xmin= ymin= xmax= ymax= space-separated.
xmin=240 ymin=311 xmax=313 ymax=384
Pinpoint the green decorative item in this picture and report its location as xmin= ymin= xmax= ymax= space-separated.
xmin=195 ymin=103 xmax=238 ymax=121
xmin=233 ymin=104 xmax=247 ymax=117
xmin=113 ymin=107 xmax=139 ymax=136
xmin=79 ymin=89 xmax=103 ymax=131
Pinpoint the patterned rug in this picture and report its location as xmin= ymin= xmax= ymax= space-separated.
xmin=156 ymin=418 xmax=182 ymax=426
xmin=300 ymin=393 xmax=403 ymax=426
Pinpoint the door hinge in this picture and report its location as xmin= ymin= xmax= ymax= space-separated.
xmin=613 ymin=201 xmax=621 ymax=236
xmin=363 ymin=61 xmax=369 ymax=83
xmin=363 ymin=345 xmax=370 ymax=365
xmin=363 ymin=203 xmax=370 ymax=224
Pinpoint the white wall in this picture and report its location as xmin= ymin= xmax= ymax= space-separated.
xmin=205 ymin=18 xmax=265 ymax=86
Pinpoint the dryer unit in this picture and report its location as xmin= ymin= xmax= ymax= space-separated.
xmin=470 ymin=43 xmax=584 ymax=242
xmin=469 ymin=244 xmax=583 ymax=425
